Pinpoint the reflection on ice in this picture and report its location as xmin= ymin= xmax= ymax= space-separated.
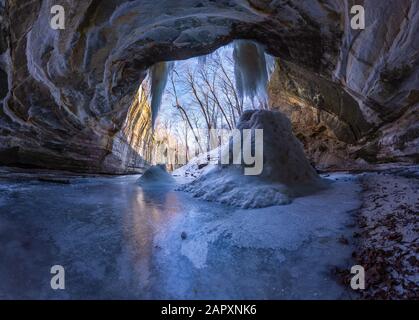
xmin=0 ymin=173 xmax=360 ymax=299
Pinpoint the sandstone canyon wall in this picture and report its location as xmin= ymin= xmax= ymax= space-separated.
xmin=269 ymin=0 xmax=418 ymax=169
xmin=0 ymin=0 xmax=417 ymax=173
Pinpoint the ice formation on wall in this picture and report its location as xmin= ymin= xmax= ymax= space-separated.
xmin=233 ymin=40 xmax=270 ymax=106
xmin=149 ymin=61 xmax=173 ymax=128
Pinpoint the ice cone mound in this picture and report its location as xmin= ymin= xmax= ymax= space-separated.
xmin=178 ymin=110 xmax=326 ymax=208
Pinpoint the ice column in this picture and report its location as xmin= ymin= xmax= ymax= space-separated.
xmin=149 ymin=61 xmax=172 ymax=128
xmin=233 ymin=40 xmax=270 ymax=107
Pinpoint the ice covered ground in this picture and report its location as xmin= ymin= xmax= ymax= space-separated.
xmin=0 ymin=170 xmax=360 ymax=299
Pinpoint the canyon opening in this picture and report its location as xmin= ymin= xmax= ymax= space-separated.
xmin=0 ymin=0 xmax=417 ymax=302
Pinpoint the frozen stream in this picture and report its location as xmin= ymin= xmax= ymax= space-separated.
xmin=0 ymin=173 xmax=361 ymax=299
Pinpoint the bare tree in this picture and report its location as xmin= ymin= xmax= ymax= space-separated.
xmin=168 ymin=69 xmax=205 ymax=154
xmin=164 ymin=50 xmax=249 ymax=159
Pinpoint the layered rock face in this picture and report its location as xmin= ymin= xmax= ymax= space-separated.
xmin=268 ymin=1 xmax=418 ymax=169
xmin=0 ymin=0 xmax=417 ymax=173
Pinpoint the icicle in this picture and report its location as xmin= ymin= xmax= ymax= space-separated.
xmin=233 ymin=40 xmax=269 ymax=107
xmin=149 ymin=61 xmax=172 ymax=128
xmin=198 ymin=50 xmax=217 ymax=66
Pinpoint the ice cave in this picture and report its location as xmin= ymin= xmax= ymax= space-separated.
xmin=0 ymin=0 xmax=417 ymax=300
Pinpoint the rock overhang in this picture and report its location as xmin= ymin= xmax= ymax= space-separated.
xmin=0 ymin=0 xmax=417 ymax=172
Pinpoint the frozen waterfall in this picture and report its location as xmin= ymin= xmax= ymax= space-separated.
xmin=148 ymin=41 xmax=274 ymax=127
xmin=233 ymin=40 xmax=272 ymax=107
xmin=149 ymin=61 xmax=172 ymax=128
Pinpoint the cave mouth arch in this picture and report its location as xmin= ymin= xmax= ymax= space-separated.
xmin=117 ymin=36 xmax=368 ymax=174
xmin=4 ymin=0 xmax=404 ymax=174
xmin=94 ymin=0 xmax=365 ymax=174
xmin=124 ymin=45 xmax=368 ymax=175
xmin=134 ymin=42 xmax=276 ymax=171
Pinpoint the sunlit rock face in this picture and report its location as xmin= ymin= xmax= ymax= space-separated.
xmin=110 ymin=85 xmax=153 ymax=173
xmin=268 ymin=60 xmax=372 ymax=169
xmin=0 ymin=0 xmax=417 ymax=173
